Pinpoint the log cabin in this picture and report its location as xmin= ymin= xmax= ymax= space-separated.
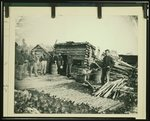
xmin=54 ymin=41 xmax=96 ymax=75
xmin=31 ymin=44 xmax=52 ymax=73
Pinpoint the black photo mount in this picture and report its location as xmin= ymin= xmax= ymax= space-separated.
xmin=3 ymin=1 xmax=149 ymax=19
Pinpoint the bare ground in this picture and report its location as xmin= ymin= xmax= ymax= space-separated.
xmin=15 ymin=74 xmax=123 ymax=112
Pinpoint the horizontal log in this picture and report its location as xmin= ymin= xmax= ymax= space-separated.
xmin=55 ymin=48 xmax=90 ymax=51
xmin=55 ymin=49 xmax=86 ymax=53
xmin=118 ymin=60 xmax=136 ymax=69
xmin=111 ymin=68 xmax=129 ymax=76
xmin=114 ymin=64 xmax=133 ymax=71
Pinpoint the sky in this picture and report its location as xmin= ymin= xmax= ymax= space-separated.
xmin=15 ymin=10 xmax=138 ymax=55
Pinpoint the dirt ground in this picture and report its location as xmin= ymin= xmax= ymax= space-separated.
xmin=15 ymin=74 xmax=123 ymax=113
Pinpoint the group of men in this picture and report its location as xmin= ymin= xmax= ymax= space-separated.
xmin=28 ymin=51 xmax=47 ymax=77
xmin=55 ymin=49 xmax=115 ymax=85
xmin=29 ymin=51 xmax=73 ymax=77
xmin=23 ymin=49 xmax=114 ymax=85
xmin=54 ymin=54 xmax=73 ymax=77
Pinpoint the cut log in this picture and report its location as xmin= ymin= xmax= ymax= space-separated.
xmin=114 ymin=64 xmax=133 ymax=71
xmin=94 ymin=78 xmax=127 ymax=99
xmin=112 ymin=90 xmax=118 ymax=99
xmin=103 ymin=83 xmax=119 ymax=98
xmin=119 ymin=90 xmax=135 ymax=94
xmin=118 ymin=60 xmax=136 ymax=69
xmin=94 ymin=79 xmax=122 ymax=96
xmin=103 ymin=82 xmax=124 ymax=98
xmin=100 ymin=84 xmax=114 ymax=97
xmin=94 ymin=82 xmax=111 ymax=96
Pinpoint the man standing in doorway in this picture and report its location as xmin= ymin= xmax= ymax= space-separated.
xmin=40 ymin=54 xmax=47 ymax=75
xmin=28 ymin=51 xmax=38 ymax=77
xmin=101 ymin=49 xmax=115 ymax=85
xmin=66 ymin=55 xmax=73 ymax=77
xmin=57 ymin=53 xmax=64 ymax=75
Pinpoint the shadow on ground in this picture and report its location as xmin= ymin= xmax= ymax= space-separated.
xmin=53 ymin=81 xmax=93 ymax=94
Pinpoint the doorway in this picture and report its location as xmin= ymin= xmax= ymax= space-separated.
xmin=61 ymin=55 xmax=67 ymax=75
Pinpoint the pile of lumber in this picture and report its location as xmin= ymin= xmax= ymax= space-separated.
xmin=93 ymin=78 xmax=134 ymax=99
xmin=110 ymin=60 xmax=137 ymax=81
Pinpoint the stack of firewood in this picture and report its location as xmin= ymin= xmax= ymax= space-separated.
xmin=93 ymin=78 xmax=134 ymax=99
xmin=110 ymin=59 xmax=137 ymax=81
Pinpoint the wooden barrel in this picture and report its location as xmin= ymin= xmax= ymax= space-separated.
xmin=51 ymin=63 xmax=58 ymax=75
xmin=23 ymin=63 xmax=29 ymax=78
xmin=16 ymin=65 xmax=24 ymax=80
xmin=94 ymin=70 xmax=102 ymax=84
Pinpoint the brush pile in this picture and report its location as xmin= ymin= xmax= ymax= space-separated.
xmin=14 ymin=89 xmax=101 ymax=114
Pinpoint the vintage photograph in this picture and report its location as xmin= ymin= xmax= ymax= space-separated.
xmin=14 ymin=13 xmax=138 ymax=114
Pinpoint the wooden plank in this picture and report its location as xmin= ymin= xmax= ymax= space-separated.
xmin=94 ymin=78 xmax=123 ymax=97
xmin=103 ymin=79 xmax=126 ymax=98
xmin=100 ymin=84 xmax=114 ymax=97
xmin=103 ymin=83 xmax=118 ymax=98
xmin=94 ymin=82 xmax=112 ymax=96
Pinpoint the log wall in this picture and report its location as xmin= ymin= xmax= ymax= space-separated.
xmin=54 ymin=42 xmax=96 ymax=68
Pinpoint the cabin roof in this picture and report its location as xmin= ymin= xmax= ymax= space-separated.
xmin=32 ymin=44 xmax=51 ymax=56
xmin=119 ymin=54 xmax=138 ymax=57
xmin=54 ymin=41 xmax=96 ymax=50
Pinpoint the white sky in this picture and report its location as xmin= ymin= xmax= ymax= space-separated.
xmin=15 ymin=8 xmax=138 ymax=55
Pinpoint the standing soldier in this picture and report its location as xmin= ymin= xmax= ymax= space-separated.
xmin=40 ymin=54 xmax=47 ymax=75
xmin=66 ymin=55 xmax=73 ymax=77
xmin=16 ymin=49 xmax=25 ymax=80
xmin=21 ymin=49 xmax=29 ymax=78
xmin=57 ymin=53 xmax=64 ymax=75
xmin=28 ymin=51 xmax=38 ymax=77
xmin=101 ymin=49 xmax=115 ymax=85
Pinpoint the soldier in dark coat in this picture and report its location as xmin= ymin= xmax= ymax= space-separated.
xmin=101 ymin=49 xmax=115 ymax=85
xmin=57 ymin=53 xmax=64 ymax=75
xmin=66 ymin=55 xmax=73 ymax=77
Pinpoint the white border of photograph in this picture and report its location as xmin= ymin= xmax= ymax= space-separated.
xmin=3 ymin=6 xmax=146 ymax=119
